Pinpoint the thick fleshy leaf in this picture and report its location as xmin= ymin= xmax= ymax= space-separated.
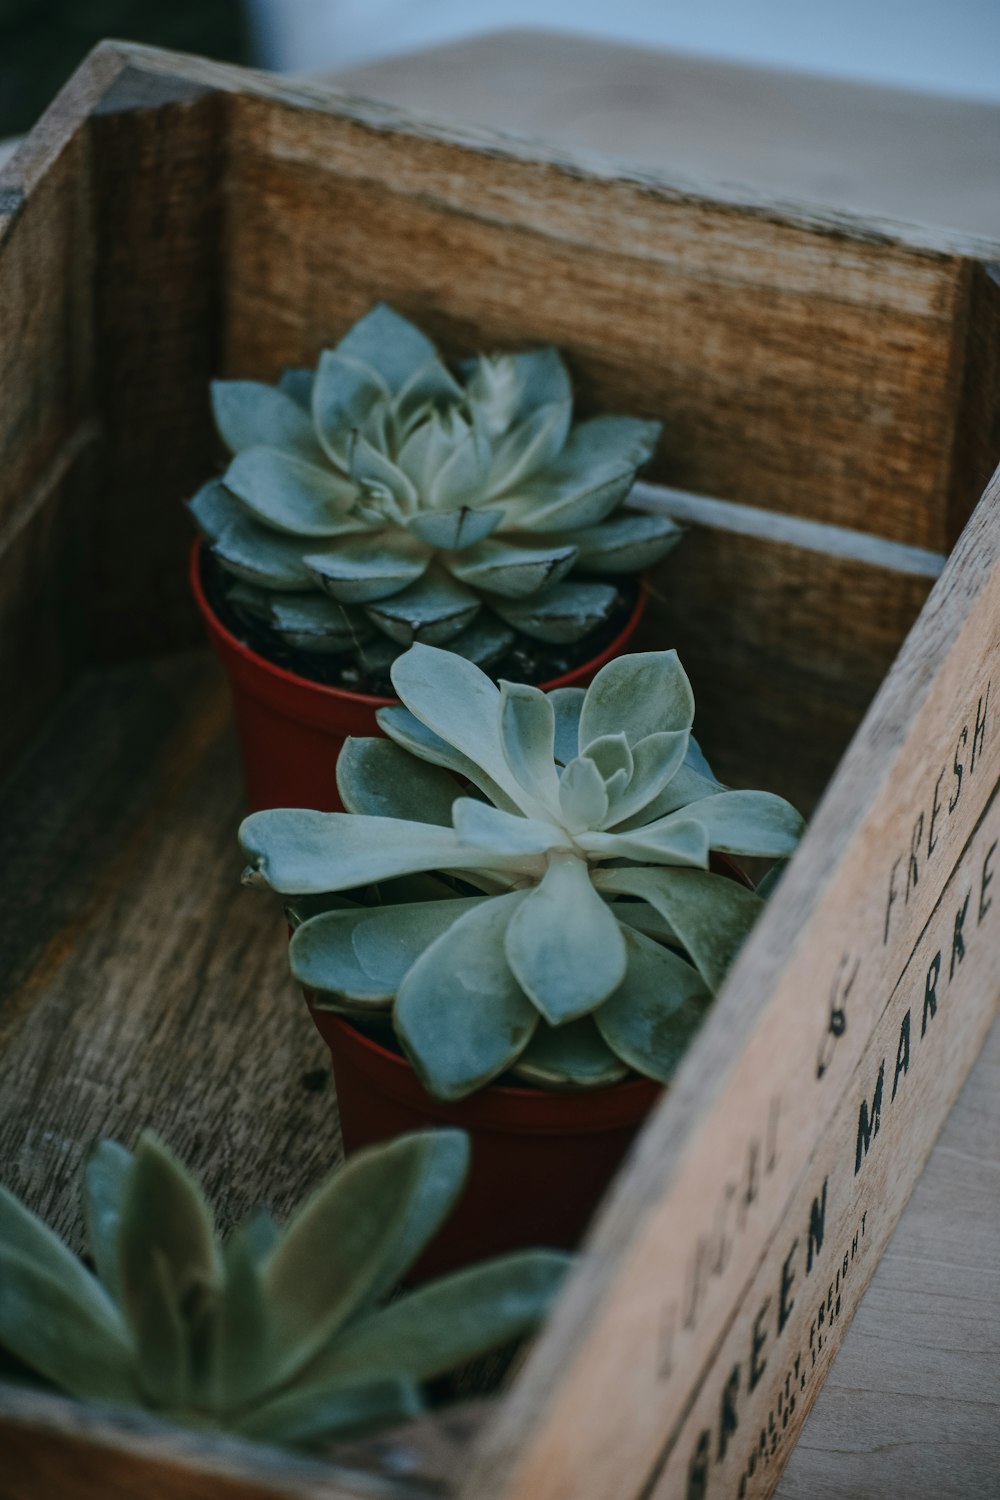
xmin=491 ymin=580 xmax=617 ymax=644
xmin=580 ymin=650 xmax=695 ymax=751
xmin=487 ymin=400 xmax=573 ymax=495
xmin=500 ymin=465 xmax=638 ymax=533
xmin=559 ymin=415 xmax=660 ymax=471
xmin=395 ymin=894 xmax=538 ymax=1099
xmin=504 ymin=855 xmax=627 ymax=1023
xmin=512 ymin=1017 xmax=629 ymax=1089
xmin=0 ymin=1184 xmax=120 ymax=1327
xmin=336 ymin=304 xmax=439 ymax=393
xmin=364 ymin=567 xmax=480 ymax=646
xmin=442 ymin=611 xmax=515 ymax=668
xmin=376 ymin=704 xmax=523 ymax=815
xmin=611 ymin=900 xmax=678 ymax=945
xmin=291 ymin=898 xmax=485 ymax=1003
xmin=337 ymin=737 xmax=459 ymax=823
xmin=584 ymin=733 xmax=634 ymax=786
xmin=389 ymin=645 xmax=545 ymax=816
xmin=428 ymin=420 xmax=493 ymax=509
xmin=189 ymin=482 xmax=315 ymax=591
xmin=256 ymin=592 xmax=370 ymax=654
xmin=594 ymin=866 xmax=764 ymax=990
xmin=498 ymin=681 xmax=561 ymax=812
xmin=614 ymin=762 xmax=725 ymax=830
xmin=558 ymin=755 xmax=609 ymax=833
xmin=311 ymin=350 xmax=389 ymax=468
xmin=211 ymin=380 xmax=325 ymax=463
xmin=579 ymin=819 xmax=709 ymax=868
xmin=0 ymin=1245 xmax=135 ymax=1404
xmin=663 ymin=790 xmax=805 ymax=858
xmin=224 ymin=447 xmax=359 ymax=536
xmin=265 ymin=1130 xmax=469 ymax=1379
xmin=302 ymin=1250 xmax=570 ymax=1387
xmin=394 ymin=357 xmax=464 ymax=422
xmin=83 ymin=1140 xmax=133 ymax=1306
xmin=603 ymin=731 xmax=690 ymax=827
xmin=240 ymin=809 xmax=532 ymax=894
xmin=549 ymin=687 xmax=585 ymax=765
xmin=595 ymin=927 xmax=710 ymax=1082
xmin=214 ymin=1228 xmax=271 ymax=1410
xmin=237 ymin=1376 xmax=423 ymax=1448
xmin=305 ymin=530 xmax=430 ymax=604
xmin=685 ymin=734 xmax=716 ymax=781
xmin=397 ymin=409 xmax=468 ymax=496
xmin=349 ymin=434 xmax=418 ymax=517
xmin=132 ymin=1248 xmax=189 ymax=1407
xmin=118 ymin=1136 xmax=220 ymax=1342
xmin=568 ymin=513 xmax=683 ymax=574
xmin=278 ymin=368 xmax=315 ymax=409
xmin=452 ymin=798 xmax=567 ymax=857
xmin=405 ymin=506 xmax=503 ymax=551
xmin=450 ymin=537 xmax=577 ymax=598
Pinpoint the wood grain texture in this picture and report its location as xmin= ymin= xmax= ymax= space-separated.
xmin=776 ymin=1009 xmax=1000 ymax=1500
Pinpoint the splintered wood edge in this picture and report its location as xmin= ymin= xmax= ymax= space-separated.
xmin=466 ymin=466 xmax=1000 ymax=1500
xmin=3 ymin=39 xmax=1000 ymax=266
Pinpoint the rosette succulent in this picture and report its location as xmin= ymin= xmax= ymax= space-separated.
xmin=0 ymin=1130 xmax=566 ymax=1448
xmin=189 ymin=304 xmax=679 ymax=674
xmin=240 ymin=645 xmax=805 ymax=1100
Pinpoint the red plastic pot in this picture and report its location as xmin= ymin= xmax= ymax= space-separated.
xmin=190 ymin=540 xmax=648 ymax=812
xmin=310 ymin=1007 xmax=662 ymax=1280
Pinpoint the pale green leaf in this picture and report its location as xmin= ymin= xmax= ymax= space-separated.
xmin=264 ymin=1130 xmax=469 ymax=1381
xmin=364 ymin=566 xmax=479 ymax=646
xmin=188 ymin=482 xmax=315 ymax=591
xmin=498 ymin=681 xmax=562 ymax=812
xmin=559 ymin=415 xmax=661 ymax=471
xmin=504 ymin=855 xmax=627 ymax=1023
xmin=311 ymin=350 xmax=388 ymax=468
xmin=131 ymin=1248 xmax=189 ymax=1408
xmin=428 ymin=420 xmax=493 ymax=508
xmin=512 ymin=1017 xmax=629 ymax=1089
xmin=224 ymin=447 xmax=359 ymax=536
xmin=491 ymin=580 xmax=617 ymax=644
xmin=0 ymin=1245 xmax=135 ymax=1404
xmin=595 ymin=927 xmax=710 ymax=1082
xmin=613 ymin=762 xmax=724 ymax=831
xmin=305 ymin=529 xmax=430 ymax=604
xmin=349 ymin=434 xmax=418 ymax=517
xmin=337 ymin=737 xmax=459 ymax=823
xmin=567 ymin=512 xmax=683 ymax=574
xmin=579 ymin=819 xmax=709 ymax=868
xmin=549 ymin=687 xmax=586 ymax=765
xmin=557 ymin=755 xmax=609 ymax=833
xmin=291 ymin=898 xmax=485 ymax=1003
xmin=240 ymin=808 xmax=530 ymax=894
xmin=452 ymin=798 xmax=567 ymax=857
xmin=405 ymin=506 xmax=503 ymax=550
xmin=0 ymin=1184 xmax=119 ymax=1328
xmin=500 ymin=465 xmax=637 ymax=532
xmin=301 ymin=1249 xmax=570 ymax=1387
xmin=584 ymin=733 xmax=633 ymax=786
xmin=278 ymin=368 xmax=314 ymax=408
xmin=487 ymin=400 xmax=573 ymax=495
xmin=441 ymin=611 xmax=515 ymax=668
xmin=603 ymin=731 xmax=690 ymax=827
xmin=211 ymin=380 xmax=325 ymax=463
xmin=336 ymin=304 xmax=439 ymax=393
xmin=376 ymin=703 xmax=523 ymax=814
xmin=580 ymin=651 xmax=694 ymax=750
xmin=450 ymin=537 xmax=577 ymax=598
xmin=237 ymin=1376 xmax=423 ymax=1448
xmin=83 ymin=1139 xmax=133 ymax=1307
xmin=666 ymin=790 xmax=804 ymax=858
xmin=395 ymin=894 xmax=538 ymax=1099
xmin=214 ymin=1228 xmax=272 ymax=1410
xmin=595 ymin=866 xmax=764 ymax=990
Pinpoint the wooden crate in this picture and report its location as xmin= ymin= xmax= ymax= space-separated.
xmin=2 ymin=40 xmax=1000 ymax=1500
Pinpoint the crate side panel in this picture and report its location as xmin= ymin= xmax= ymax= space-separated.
xmin=85 ymin=91 xmax=227 ymax=661
xmin=223 ymin=95 xmax=964 ymax=550
xmin=467 ymin=467 xmax=1000 ymax=1500
xmin=0 ymin=135 xmax=98 ymax=771
xmin=946 ymin=259 xmax=1000 ymax=545
xmin=640 ymin=532 xmax=933 ymax=816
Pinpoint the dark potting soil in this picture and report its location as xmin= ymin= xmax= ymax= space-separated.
xmin=200 ymin=549 xmax=638 ymax=697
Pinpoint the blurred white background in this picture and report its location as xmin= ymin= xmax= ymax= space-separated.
xmin=245 ymin=0 xmax=1000 ymax=102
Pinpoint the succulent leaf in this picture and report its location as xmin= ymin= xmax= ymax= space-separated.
xmin=224 ymin=448 xmax=358 ymax=537
xmin=363 ymin=566 xmax=479 ymax=646
xmin=504 ymin=855 xmax=628 ymax=1023
xmin=235 ymin=1376 xmax=423 ymax=1446
xmin=212 ymin=381 xmax=325 ymax=464
xmin=594 ymin=927 xmax=711 ymax=1082
xmin=567 ymin=513 xmax=684 ymax=574
xmin=491 ymin=580 xmax=617 ymax=644
xmin=512 ymin=1017 xmax=629 ymax=1089
xmin=292 ymin=898 xmax=487 ymax=1004
xmin=395 ymin=895 xmax=538 ymax=1099
xmin=0 ymin=1183 xmax=120 ymax=1328
xmin=337 ymin=736 xmax=459 ymax=824
xmin=305 ymin=530 xmax=430 ymax=604
xmin=580 ymin=650 xmax=695 ymax=750
xmin=83 ymin=1140 xmax=133 ymax=1306
xmin=335 ymin=304 xmax=439 ymax=394
xmin=189 ymin=482 xmax=316 ymax=591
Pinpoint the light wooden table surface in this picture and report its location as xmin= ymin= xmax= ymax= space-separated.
xmin=329 ymin=32 xmax=1000 ymax=1499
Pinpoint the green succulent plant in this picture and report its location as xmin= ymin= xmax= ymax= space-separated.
xmin=0 ymin=1130 xmax=567 ymax=1448
xmin=240 ymin=645 xmax=805 ymax=1100
xmin=189 ymin=304 xmax=680 ymax=674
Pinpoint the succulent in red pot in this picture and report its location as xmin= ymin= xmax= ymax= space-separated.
xmin=240 ymin=645 xmax=804 ymax=1275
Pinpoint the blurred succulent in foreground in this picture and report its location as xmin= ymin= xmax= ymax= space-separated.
xmin=190 ymin=304 xmax=679 ymax=674
xmin=241 ymin=645 xmax=805 ymax=1100
xmin=0 ymin=1130 xmax=567 ymax=1448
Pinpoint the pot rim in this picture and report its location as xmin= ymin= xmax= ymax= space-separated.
xmin=189 ymin=537 xmax=648 ymax=707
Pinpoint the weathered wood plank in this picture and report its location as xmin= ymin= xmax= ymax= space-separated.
xmin=467 ymin=466 xmax=1000 ymax=1499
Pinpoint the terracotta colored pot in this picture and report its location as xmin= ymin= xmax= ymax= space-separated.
xmin=190 ymin=540 xmax=648 ymax=812
xmin=310 ymin=1007 xmax=662 ymax=1280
